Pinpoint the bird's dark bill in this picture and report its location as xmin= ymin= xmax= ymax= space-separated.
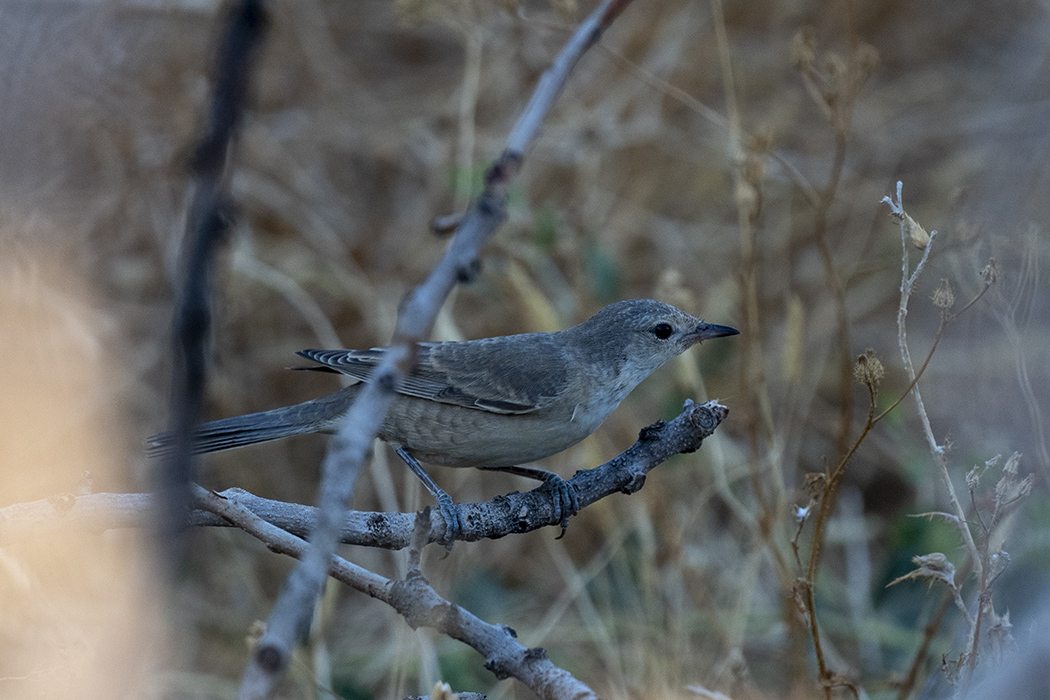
xmin=692 ymin=323 xmax=740 ymax=340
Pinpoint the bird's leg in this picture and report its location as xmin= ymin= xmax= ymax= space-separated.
xmin=483 ymin=465 xmax=579 ymax=538
xmin=393 ymin=445 xmax=462 ymax=547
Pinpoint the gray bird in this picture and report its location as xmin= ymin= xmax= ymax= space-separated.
xmin=147 ymin=299 xmax=738 ymax=541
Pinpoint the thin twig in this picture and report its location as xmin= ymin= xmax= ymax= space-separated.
xmin=874 ymin=282 xmax=990 ymax=425
xmin=812 ymin=126 xmax=853 ymax=463
xmin=709 ymin=0 xmax=800 ymax=677
xmin=454 ymin=18 xmax=484 ymax=213
xmin=800 ymin=378 xmax=878 ymax=695
xmin=788 ymin=26 xmax=876 ymax=698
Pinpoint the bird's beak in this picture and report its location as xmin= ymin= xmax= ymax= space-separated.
xmin=689 ymin=322 xmax=740 ymax=342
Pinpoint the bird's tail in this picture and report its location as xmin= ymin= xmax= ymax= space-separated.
xmin=145 ymin=385 xmax=361 ymax=457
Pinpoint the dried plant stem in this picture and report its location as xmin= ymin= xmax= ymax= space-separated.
xmin=163 ymin=0 xmax=266 ymax=565
xmin=710 ymin=0 xmax=779 ymax=533
xmin=885 ymin=183 xmax=982 ymax=588
xmin=801 ymin=379 xmax=877 ymax=699
xmin=875 ymin=280 xmax=990 ymax=425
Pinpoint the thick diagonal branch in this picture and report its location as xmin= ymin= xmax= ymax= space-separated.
xmin=1 ymin=401 xmax=726 ymax=550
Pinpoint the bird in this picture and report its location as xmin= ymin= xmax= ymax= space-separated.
xmin=147 ymin=299 xmax=738 ymax=542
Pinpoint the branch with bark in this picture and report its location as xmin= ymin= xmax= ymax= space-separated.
xmin=1 ymin=400 xmax=726 ymax=549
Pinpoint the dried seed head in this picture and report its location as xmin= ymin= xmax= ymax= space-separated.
xmin=906 ymin=213 xmax=931 ymax=248
xmin=995 ymin=452 xmax=1032 ymax=506
xmin=853 ymin=349 xmax=884 ymax=389
xmin=966 ymin=464 xmax=981 ymax=491
xmin=886 ymin=208 xmax=930 ymax=248
xmin=981 ymin=258 xmax=1000 ymax=285
xmin=987 ymin=610 xmax=1014 ymax=652
xmin=932 ymin=278 xmax=955 ymax=309
xmin=887 ymin=552 xmax=957 ymax=589
xmin=804 ymin=472 xmax=827 ymax=500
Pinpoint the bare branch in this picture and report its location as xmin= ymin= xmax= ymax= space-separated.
xmin=193 ymin=485 xmax=599 ymax=700
xmin=0 ymin=400 xmax=727 ymax=550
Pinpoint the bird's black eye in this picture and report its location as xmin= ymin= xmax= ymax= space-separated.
xmin=651 ymin=323 xmax=674 ymax=340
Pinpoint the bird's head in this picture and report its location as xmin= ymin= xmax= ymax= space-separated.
xmin=571 ymin=299 xmax=739 ymax=383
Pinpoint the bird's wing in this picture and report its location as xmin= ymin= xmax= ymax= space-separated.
xmin=295 ymin=336 xmax=571 ymax=415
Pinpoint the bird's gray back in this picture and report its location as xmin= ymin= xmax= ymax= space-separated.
xmin=297 ymin=333 xmax=574 ymax=415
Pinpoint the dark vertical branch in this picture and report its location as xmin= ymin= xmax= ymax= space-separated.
xmin=160 ymin=0 xmax=268 ymax=563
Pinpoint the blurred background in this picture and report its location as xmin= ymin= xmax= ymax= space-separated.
xmin=1 ymin=0 xmax=1048 ymax=698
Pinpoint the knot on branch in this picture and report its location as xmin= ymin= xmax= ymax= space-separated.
xmin=689 ymin=401 xmax=727 ymax=433
xmin=481 ymin=624 xmax=525 ymax=680
xmin=524 ymin=646 xmax=549 ymax=662
xmin=254 ymin=640 xmax=287 ymax=673
xmin=638 ymin=420 xmax=666 ymax=442
xmin=485 ymin=657 xmax=513 ymax=680
xmin=456 ymin=258 xmax=481 ymax=283
xmin=620 ymin=473 xmax=647 ymax=495
xmin=366 ymin=512 xmax=394 ymax=540
xmin=672 ymin=400 xmax=729 ymax=454
xmin=486 ymin=151 xmax=523 ymax=185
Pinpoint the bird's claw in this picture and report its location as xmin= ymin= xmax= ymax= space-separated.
xmin=541 ymin=473 xmax=579 ymax=539
xmin=434 ymin=492 xmax=462 ymax=549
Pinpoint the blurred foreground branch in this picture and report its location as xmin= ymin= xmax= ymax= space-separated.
xmin=238 ymin=2 xmax=637 ymax=696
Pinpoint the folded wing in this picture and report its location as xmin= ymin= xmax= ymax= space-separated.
xmin=296 ymin=335 xmax=571 ymax=415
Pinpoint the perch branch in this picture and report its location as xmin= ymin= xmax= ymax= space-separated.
xmin=1 ymin=401 xmax=726 ymax=550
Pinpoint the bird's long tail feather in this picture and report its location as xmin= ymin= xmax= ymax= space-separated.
xmin=145 ymin=385 xmax=360 ymax=457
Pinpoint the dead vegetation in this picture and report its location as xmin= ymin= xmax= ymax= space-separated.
xmin=2 ymin=1 xmax=1049 ymax=698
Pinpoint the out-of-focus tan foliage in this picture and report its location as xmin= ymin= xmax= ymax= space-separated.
xmin=2 ymin=0 xmax=1049 ymax=698
xmin=0 ymin=245 xmax=158 ymax=699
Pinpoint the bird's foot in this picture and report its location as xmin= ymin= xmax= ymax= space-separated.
xmin=395 ymin=445 xmax=462 ymax=548
xmin=538 ymin=471 xmax=579 ymax=539
xmin=485 ymin=465 xmax=579 ymax=537
xmin=432 ymin=491 xmax=463 ymax=548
